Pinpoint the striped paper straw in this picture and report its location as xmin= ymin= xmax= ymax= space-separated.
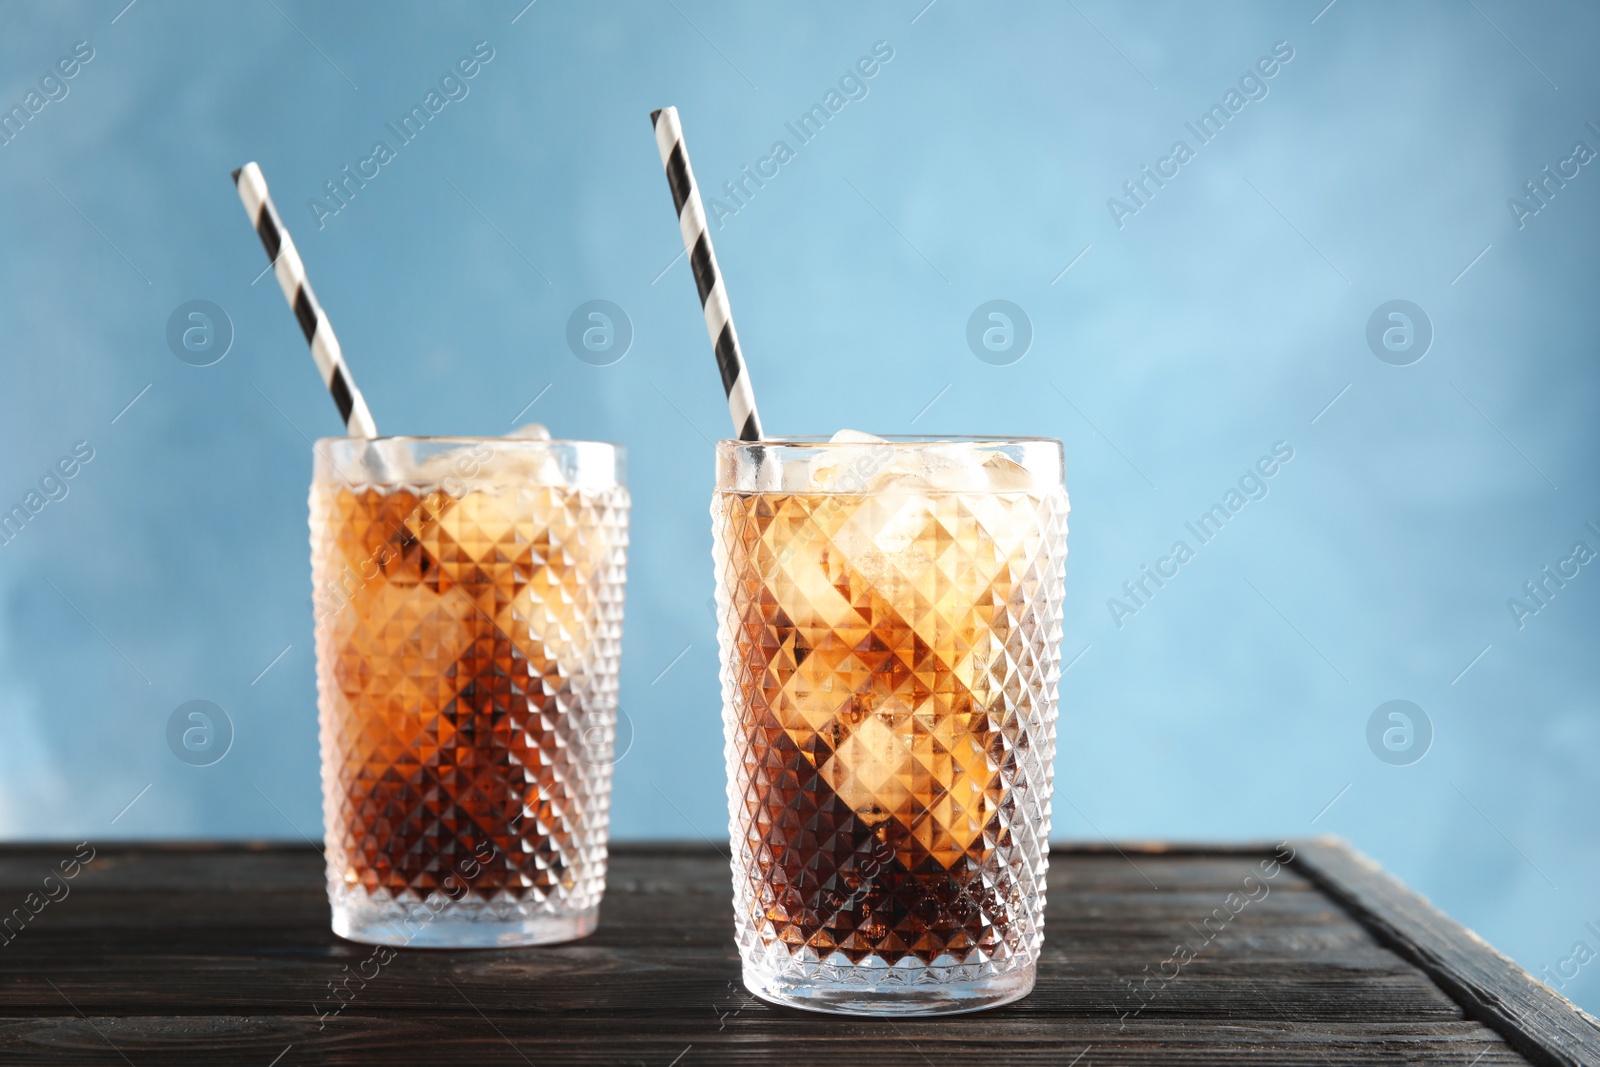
xmin=651 ymin=107 xmax=764 ymax=442
xmin=231 ymin=162 xmax=378 ymax=438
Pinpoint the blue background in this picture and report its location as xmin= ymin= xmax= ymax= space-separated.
xmin=1 ymin=0 xmax=1596 ymax=1013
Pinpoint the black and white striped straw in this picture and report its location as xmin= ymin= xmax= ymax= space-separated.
xmin=231 ymin=162 xmax=379 ymax=438
xmin=651 ymin=107 xmax=764 ymax=442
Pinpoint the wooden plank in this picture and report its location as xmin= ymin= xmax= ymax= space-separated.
xmin=0 ymin=894 xmax=1471 ymax=1021
xmin=0 ymin=843 xmax=1559 ymax=1065
xmin=0 ymin=955 xmax=1469 ymax=1020
xmin=1293 ymin=837 xmax=1600 ymax=1067
xmin=0 ymin=1017 xmax=1532 ymax=1067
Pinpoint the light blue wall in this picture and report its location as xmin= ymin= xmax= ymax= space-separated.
xmin=1 ymin=0 xmax=1596 ymax=1011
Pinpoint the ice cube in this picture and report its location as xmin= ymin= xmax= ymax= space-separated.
xmin=862 ymin=442 xmax=982 ymax=494
xmin=407 ymin=442 xmax=495 ymax=486
xmin=868 ymin=492 xmax=933 ymax=556
xmin=389 ymin=435 xmax=566 ymax=491
xmin=781 ymin=458 xmax=811 ymax=492
xmin=982 ymin=452 xmax=1036 ymax=492
xmin=356 ymin=439 xmax=413 ymax=483
xmin=498 ymin=425 xmax=565 ymax=485
xmin=829 ymin=429 xmax=887 ymax=445
xmin=807 ymin=429 xmax=892 ymax=492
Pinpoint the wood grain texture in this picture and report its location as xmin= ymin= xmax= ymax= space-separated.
xmin=1294 ymin=838 xmax=1600 ymax=1067
xmin=0 ymin=840 xmax=1576 ymax=1065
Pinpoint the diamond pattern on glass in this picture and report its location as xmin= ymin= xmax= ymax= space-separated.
xmin=312 ymin=481 xmax=628 ymax=927
xmin=714 ymin=487 xmax=1067 ymax=986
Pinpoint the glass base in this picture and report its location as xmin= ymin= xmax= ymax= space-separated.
xmin=331 ymin=898 xmax=598 ymax=948
xmin=743 ymin=961 xmax=1035 ymax=1017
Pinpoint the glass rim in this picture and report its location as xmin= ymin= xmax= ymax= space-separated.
xmin=717 ymin=434 xmax=1062 ymax=450
xmin=715 ymin=435 xmax=1064 ymax=493
xmin=314 ymin=435 xmax=624 ymax=451
xmin=313 ymin=436 xmax=626 ymax=489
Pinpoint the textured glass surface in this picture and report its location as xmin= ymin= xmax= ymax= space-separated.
xmin=714 ymin=483 xmax=1067 ymax=1008
xmin=311 ymin=471 xmax=628 ymax=943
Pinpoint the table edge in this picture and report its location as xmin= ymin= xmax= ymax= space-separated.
xmin=7 ymin=836 xmax=1596 ymax=1063
xmin=1290 ymin=836 xmax=1600 ymax=1067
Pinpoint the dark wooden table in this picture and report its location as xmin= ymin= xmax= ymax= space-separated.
xmin=1 ymin=840 xmax=1595 ymax=1065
